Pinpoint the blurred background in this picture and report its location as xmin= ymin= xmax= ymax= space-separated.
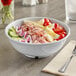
xmin=15 ymin=0 xmax=65 ymax=21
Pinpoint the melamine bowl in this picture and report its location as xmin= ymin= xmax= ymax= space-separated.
xmin=5 ymin=17 xmax=70 ymax=58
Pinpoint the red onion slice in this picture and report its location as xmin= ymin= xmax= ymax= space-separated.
xmin=24 ymin=32 xmax=28 ymax=38
xmin=20 ymin=40 xmax=25 ymax=42
xmin=26 ymin=35 xmax=32 ymax=43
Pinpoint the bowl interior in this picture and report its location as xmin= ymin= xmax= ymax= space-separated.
xmin=5 ymin=17 xmax=70 ymax=45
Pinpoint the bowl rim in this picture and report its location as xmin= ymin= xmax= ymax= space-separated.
xmin=5 ymin=17 xmax=70 ymax=45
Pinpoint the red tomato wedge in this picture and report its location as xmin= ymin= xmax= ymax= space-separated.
xmin=53 ymin=23 xmax=64 ymax=34
xmin=43 ymin=18 xmax=50 ymax=26
xmin=56 ymin=32 xmax=66 ymax=41
xmin=53 ymin=23 xmax=67 ymax=41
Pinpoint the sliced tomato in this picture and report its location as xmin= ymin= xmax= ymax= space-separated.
xmin=56 ymin=32 xmax=66 ymax=41
xmin=56 ymin=35 xmax=63 ymax=41
xmin=43 ymin=18 xmax=50 ymax=26
xmin=53 ymin=23 xmax=67 ymax=41
xmin=62 ymin=32 xmax=67 ymax=36
xmin=54 ymin=23 xmax=57 ymax=28
xmin=53 ymin=23 xmax=65 ymax=34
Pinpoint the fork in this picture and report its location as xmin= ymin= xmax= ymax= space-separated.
xmin=58 ymin=45 xmax=76 ymax=73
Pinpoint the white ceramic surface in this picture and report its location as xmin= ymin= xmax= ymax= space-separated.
xmin=5 ymin=17 xmax=70 ymax=58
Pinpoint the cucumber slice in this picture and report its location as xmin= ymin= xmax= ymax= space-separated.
xmin=9 ymin=31 xmax=18 ymax=37
xmin=10 ymin=26 xmax=16 ymax=33
xmin=8 ymin=30 xmax=11 ymax=37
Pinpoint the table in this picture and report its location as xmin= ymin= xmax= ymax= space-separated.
xmin=0 ymin=0 xmax=76 ymax=76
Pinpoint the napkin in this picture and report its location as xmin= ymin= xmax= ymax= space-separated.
xmin=42 ymin=40 xmax=76 ymax=76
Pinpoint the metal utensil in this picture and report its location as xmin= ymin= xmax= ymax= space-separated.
xmin=58 ymin=45 xmax=76 ymax=73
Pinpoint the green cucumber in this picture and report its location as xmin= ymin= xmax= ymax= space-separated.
xmin=10 ymin=26 xmax=16 ymax=33
xmin=8 ymin=31 xmax=18 ymax=37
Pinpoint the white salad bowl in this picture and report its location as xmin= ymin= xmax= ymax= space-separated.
xmin=5 ymin=17 xmax=70 ymax=58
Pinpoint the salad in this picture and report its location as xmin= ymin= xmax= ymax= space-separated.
xmin=8 ymin=18 xmax=67 ymax=44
